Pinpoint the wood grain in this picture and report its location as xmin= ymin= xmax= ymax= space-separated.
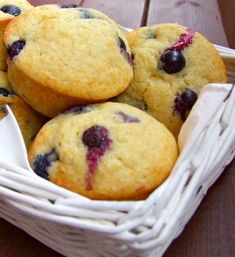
xmin=147 ymin=0 xmax=228 ymax=46
xmin=0 ymin=216 xmax=62 ymax=257
xmin=218 ymin=0 xmax=235 ymax=49
xmin=81 ymin=0 xmax=145 ymax=28
xmin=31 ymin=0 xmax=146 ymax=28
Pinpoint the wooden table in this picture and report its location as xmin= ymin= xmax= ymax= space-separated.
xmin=0 ymin=1 xmax=234 ymax=257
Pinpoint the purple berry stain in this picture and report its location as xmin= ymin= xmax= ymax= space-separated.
xmin=1 ymin=5 xmax=21 ymax=16
xmin=174 ymin=88 xmax=198 ymax=121
xmin=168 ymin=28 xmax=195 ymax=51
xmin=82 ymin=125 xmax=112 ymax=190
xmin=118 ymin=37 xmax=133 ymax=66
xmin=32 ymin=149 xmax=59 ymax=180
xmin=116 ymin=111 xmax=140 ymax=123
xmin=7 ymin=40 xmax=25 ymax=60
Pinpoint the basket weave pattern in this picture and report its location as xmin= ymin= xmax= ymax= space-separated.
xmin=0 ymin=46 xmax=235 ymax=257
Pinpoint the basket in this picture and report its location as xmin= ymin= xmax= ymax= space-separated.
xmin=0 ymin=45 xmax=235 ymax=257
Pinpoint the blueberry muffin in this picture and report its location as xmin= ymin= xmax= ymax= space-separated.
xmin=5 ymin=5 xmax=133 ymax=117
xmin=28 ymin=102 xmax=178 ymax=200
xmin=0 ymin=71 xmax=46 ymax=148
xmin=0 ymin=0 xmax=32 ymax=70
xmin=114 ymin=23 xmax=227 ymax=137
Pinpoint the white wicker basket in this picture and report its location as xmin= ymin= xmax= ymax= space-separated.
xmin=0 ymin=45 xmax=235 ymax=257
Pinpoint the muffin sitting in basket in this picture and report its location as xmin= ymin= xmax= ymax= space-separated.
xmin=28 ymin=102 xmax=178 ymax=200
xmin=114 ymin=23 xmax=227 ymax=137
xmin=4 ymin=4 xmax=133 ymax=117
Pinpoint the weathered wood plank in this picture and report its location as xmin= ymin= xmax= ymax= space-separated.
xmin=0 ymin=218 xmax=62 ymax=257
xmin=218 ymin=0 xmax=235 ymax=49
xmin=147 ymin=0 xmax=228 ymax=46
xmin=81 ymin=0 xmax=145 ymax=28
xmin=30 ymin=0 xmax=83 ymax=6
